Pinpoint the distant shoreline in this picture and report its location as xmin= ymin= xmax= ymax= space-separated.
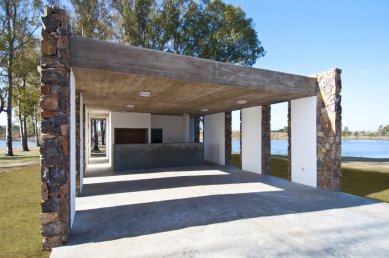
xmin=231 ymin=131 xmax=389 ymax=141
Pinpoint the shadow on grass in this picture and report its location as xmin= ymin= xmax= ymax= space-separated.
xmin=342 ymin=168 xmax=389 ymax=201
xmin=231 ymin=153 xmax=389 ymax=202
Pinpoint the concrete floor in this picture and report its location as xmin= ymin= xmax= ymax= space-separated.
xmin=51 ymin=158 xmax=389 ymax=258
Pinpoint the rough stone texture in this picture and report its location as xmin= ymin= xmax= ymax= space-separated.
xmin=76 ymin=92 xmax=81 ymax=196
xmin=287 ymin=101 xmax=291 ymax=181
xmin=225 ymin=112 xmax=232 ymax=166
xmin=261 ymin=105 xmax=271 ymax=175
xmin=315 ymin=69 xmax=342 ymax=191
xmin=194 ymin=116 xmax=200 ymax=143
xmin=82 ymin=105 xmax=86 ymax=177
xmin=40 ymin=6 xmax=71 ymax=251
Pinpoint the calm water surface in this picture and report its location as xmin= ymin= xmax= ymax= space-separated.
xmin=232 ymin=139 xmax=389 ymax=158
xmin=0 ymin=140 xmax=36 ymax=148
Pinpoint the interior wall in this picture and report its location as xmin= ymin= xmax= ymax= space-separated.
xmin=151 ymin=115 xmax=190 ymax=143
xmin=70 ymin=71 xmax=76 ymax=227
xmin=291 ymin=96 xmax=317 ymax=187
xmin=204 ymin=113 xmax=225 ymax=165
xmin=241 ymin=106 xmax=262 ymax=174
xmin=110 ymin=112 xmax=151 ymax=167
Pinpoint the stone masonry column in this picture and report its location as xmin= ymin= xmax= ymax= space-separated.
xmin=39 ymin=6 xmax=71 ymax=250
xmin=76 ymin=91 xmax=81 ymax=196
xmin=287 ymin=101 xmax=291 ymax=181
xmin=225 ymin=111 xmax=232 ymax=166
xmin=261 ymin=105 xmax=271 ymax=175
xmin=315 ymin=68 xmax=342 ymax=191
xmin=194 ymin=116 xmax=200 ymax=143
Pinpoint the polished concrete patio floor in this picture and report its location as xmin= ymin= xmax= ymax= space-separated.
xmin=51 ymin=158 xmax=389 ymax=257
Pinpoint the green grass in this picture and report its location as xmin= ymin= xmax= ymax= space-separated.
xmin=232 ymin=153 xmax=389 ymax=203
xmin=0 ymin=149 xmax=49 ymax=258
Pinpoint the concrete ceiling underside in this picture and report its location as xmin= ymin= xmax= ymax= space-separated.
xmin=70 ymin=36 xmax=318 ymax=115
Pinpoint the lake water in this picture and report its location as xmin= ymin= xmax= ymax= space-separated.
xmin=0 ymin=140 xmax=37 ymax=148
xmin=232 ymin=139 xmax=389 ymax=159
xmin=2 ymin=139 xmax=388 ymax=158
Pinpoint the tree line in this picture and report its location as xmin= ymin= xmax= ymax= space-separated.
xmin=1 ymin=0 xmax=265 ymax=155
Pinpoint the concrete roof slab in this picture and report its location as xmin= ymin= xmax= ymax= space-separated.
xmin=70 ymin=36 xmax=317 ymax=114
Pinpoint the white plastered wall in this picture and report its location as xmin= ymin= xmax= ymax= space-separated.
xmin=241 ymin=106 xmax=262 ymax=174
xmin=291 ymin=96 xmax=317 ymax=187
xmin=204 ymin=113 xmax=225 ymax=165
xmin=110 ymin=112 xmax=151 ymax=167
xmin=151 ymin=115 xmax=190 ymax=143
xmin=70 ymin=70 xmax=76 ymax=227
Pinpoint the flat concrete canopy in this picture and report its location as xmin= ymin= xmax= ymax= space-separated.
xmin=51 ymin=160 xmax=389 ymax=257
xmin=70 ymin=36 xmax=317 ymax=115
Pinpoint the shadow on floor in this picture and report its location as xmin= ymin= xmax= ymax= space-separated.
xmin=68 ymin=166 xmax=378 ymax=246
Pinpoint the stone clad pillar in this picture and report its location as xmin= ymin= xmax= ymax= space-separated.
xmin=76 ymin=91 xmax=81 ymax=196
xmin=261 ymin=105 xmax=271 ymax=175
xmin=194 ymin=116 xmax=200 ymax=143
xmin=225 ymin=111 xmax=232 ymax=166
xmin=316 ymin=68 xmax=342 ymax=191
xmin=39 ymin=6 xmax=71 ymax=250
xmin=287 ymin=101 xmax=291 ymax=181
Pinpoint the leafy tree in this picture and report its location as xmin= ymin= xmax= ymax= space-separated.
xmin=342 ymin=126 xmax=351 ymax=137
xmin=0 ymin=0 xmax=42 ymax=155
xmin=115 ymin=0 xmax=265 ymax=65
xmin=70 ymin=0 xmax=116 ymax=40
xmin=12 ymin=37 xmax=40 ymax=151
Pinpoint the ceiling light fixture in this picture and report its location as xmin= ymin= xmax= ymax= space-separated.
xmin=236 ymin=99 xmax=247 ymax=105
xmin=201 ymin=108 xmax=209 ymax=112
xmin=127 ymin=104 xmax=135 ymax=109
xmin=139 ymin=91 xmax=151 ymax=97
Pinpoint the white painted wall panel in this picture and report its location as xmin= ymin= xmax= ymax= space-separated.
xmin=70 ymin=70 xmax=76 ymax=227
xmin=241 ymin=106 xmax=262 ymax=174
xmin=110 ymin=112 xmax=151 ymax=167
xmin=291 ymin=96 xmax=317 ymax=187
xmin=151 ymin=115 xmax=189 ymax=143
xmin=204 ymin=113 xmax=225 ymax=165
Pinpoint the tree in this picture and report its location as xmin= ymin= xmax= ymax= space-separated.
xmin=100 ymin=119 xmax=105 ymax=145
xmin=12 ymin=36 xmax=40 ymax=151
xmin=115 ymin=0 xmax=265 ymax=65
xmin=92 ymin=119 xmax=99 ymax=151
xmin=342 ymin=126 xmax=351 ymax=137
xmin=70 ymin=0 xmax=115 ymax=40
xmin=0 ymin=0 xmax=42 ymax=155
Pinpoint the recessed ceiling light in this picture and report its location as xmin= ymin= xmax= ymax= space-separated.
xmin=236 ymin=99 xmax=247 ymax=105
xmin=139 ymin=91 xmax=151 ymax=97
xmin=127 ymin=104 xmax=135 ymax=108
xmin=201 ymin=108 xmax=208 ymax=112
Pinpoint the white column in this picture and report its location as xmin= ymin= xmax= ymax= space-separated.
xmin=79 ymin=93 xmax=84 ymax=193
xmin=183 ymin=114 xmax=190 ymax=142
xmin=291 ymin=96 xmax=317 ymax=187
xmin=204 ymin=113 xmax=225 ymax=165
xmin=241 ymin=106 xmax=262 ymax=174
xmin=69 ymin=70 xmax=76 ymax=227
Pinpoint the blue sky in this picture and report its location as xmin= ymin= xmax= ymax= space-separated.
xmin=1 ymin=0 xmax=388 ymax=131
xmin=228 ymin=0 xmax=389 ymax=131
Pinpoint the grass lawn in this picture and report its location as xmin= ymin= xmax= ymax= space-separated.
xmin=232 ymin=153 xmax=389 ymax=203
xmin=0 ymin=147 xmax=50 ymax=258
